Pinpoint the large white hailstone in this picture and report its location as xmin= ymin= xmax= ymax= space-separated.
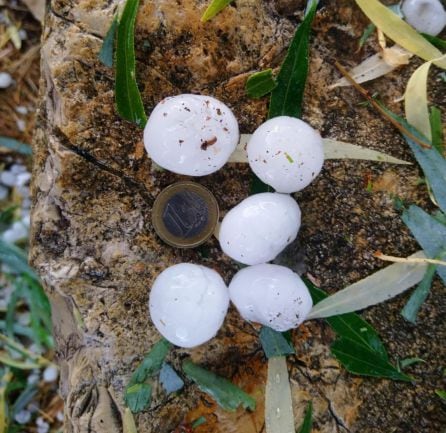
xmin=247 ymin=116 xmax=324 ymax=193
xmin=229 ymin=264 xmax=313 ymax=332
xmin=144 ymin=94 xmax=239 ymax=176
xmin=219 ymin=193 xmax=301 ymax=265
xmin=402 ymin=0 xmax=446 ymax=36
xmin=149 ymin=263 xmax=229 ymax=348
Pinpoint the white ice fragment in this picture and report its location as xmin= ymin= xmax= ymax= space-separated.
xmin=144 ymin=94 xmax=239 ymax=176
xmin=149 ymin=263 xmax=229 ymax=348
xmin=0 ymin=72 xmax=13 ymax=89
xmin=2 ymin=220 xmax=28 ymax=243
xmin=16 ymin=171 xmax=31 ymax=187
xmin=229 ymin=264 xmax=313 ymax=332
xmin=16 ymin=119 xmax=26 ymax=132
xmin=0 ymin=185 xmax=8 ymax=200
xmin=402 ymin=0 xmax=446 ymax=35
xmin=219 ymin=193 xmax=301 ymax=265
xmin=0 ymin=170 xmax=17 ymax=187
xmin=43 ymin=365 xmax=59 ymax=383
xmin=14 ymin=409 xmax=31 ymax=424
xmin=247 ymin=116 xmax=324 ymax=193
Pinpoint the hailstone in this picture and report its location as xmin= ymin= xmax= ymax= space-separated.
xmin=247 ymin=116 xmax=324 ymax=193
xmin=144 ymin=94 xmax=239 ymax=176
xmin=402 ymin=0 xmax=446 ymax=36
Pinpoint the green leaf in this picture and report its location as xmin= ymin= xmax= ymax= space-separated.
xmin=268 ymin=0 xmax=318 ymax=119
xmin=259 ymin=326 xmax=295 ymax=358
xmin=182 ymin=360 xmax=256 ymax=412
xmin=201 ymin=0 xmax=233 ymax=22
xmin=429 ymin=106 xmax=444 ymax=154
xmin=358 ymin=23 xmax=376 ymax=49
xmin=99 ymin=16 xmax=118 ymax=68
xmin=115 ymin=0 xmax=147 ymax=128
xmin=128 ymin=338 xmax=171 ymax=385
xmin=159 ymin=362 xmax=184 ymax=394
xmin=297 ymin=401 xmax=313 ymax=433
xmin=420 ymin=33 xmax=446 ymax=51
xmin=125 ymin=383 xmax=152 ymax=413
xmin=0 ymin=240 xmax=39 ymax=281
xmin=331 ymin=337 xmax=412 ymax=381
xmin=399 ymin=357 xmax=425 ymax=369
xmin=0 ymin=206 xmax=18 ymax=233
xmin=435 ymin=390 xmax=446 ymax=401
xmin=245 ymin=69 xmax=277 ymax=99
xmin=402 ymin=205 xmax=446 ymax=284
xmin=0 ymin=136 xmax=32 ymax=155
xmin=305 ymin=280 xmax=389 ymax=360
xmin=191 ymin=416 xmax=207 ymax=428
xmin=401 ymin=264 xmax=437 ymax=323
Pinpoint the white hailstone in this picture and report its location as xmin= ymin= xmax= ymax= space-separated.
xmin=219 ymin=192 xmax=301 ymax=265
xmin=0 ymin=170 xmax=17 ymax=187
xmin=144 ymin=94 xmax=239 ymax=176
xmin=402 ymin=0 xmax=446 ymax=36
xmin=0 ymin=72 xmax=13 ymax=89
xmin=229 ymin=264 xmax=313 ymax=332
xmin=2 ymin=220 xmax=28 ymax=244
xmin=14 ymin=409 xmax=31 ymax=424
xmin=149 ymin=263 xmax=229 ymax=348
xmin=43 ymin=365 xmax=59 ymax=383
xmin=0 ymin=185 xmax=8 ymax=200
xmin=247 ymin=116 xmax=324 ymax=193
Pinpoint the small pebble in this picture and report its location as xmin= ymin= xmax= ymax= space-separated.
xmin=43 ymin=365 xmax=59 ymax=383
xmin=0 ymin=72 xmax=13 ymax=89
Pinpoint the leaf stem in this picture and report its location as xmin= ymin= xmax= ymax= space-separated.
xmin=374 ymin=252 xmax=446 ymax=266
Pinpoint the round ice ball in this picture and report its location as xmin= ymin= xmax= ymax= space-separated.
xmin=229 ymin=264 xmax=313 ymax=332
xmin=247 ymin=116 xmax=324 ymax=193
xmin=219 ymin=192 xmax=301 ymax=265
xmin=144 ymin=94 xmax=239 ymax=176
xmin=402 ymin=0 xmax=446 ymax=36
xmin=149 ymin=263 xmax=229 ymax=348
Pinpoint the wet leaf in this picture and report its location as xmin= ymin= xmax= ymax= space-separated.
xmin=307 ymin=251 xmax=427 ymax=320
xmin=125 ymin=383 xmax=152 ymax=413
xmin=259 ymin=326 xmax=295 ymax=358
xmin=297 ymin=401 xmax=313 ymax=433
xmin=0 ymin=137 xmax=32 ymax=156
xmin=402 ymin=205 xmax=446 ymax=284
xmin=115 ymin=0 xmax=147 ymax=128
xmin=99 ymin=16 xmax=118 ymax=68
xmin=159 ymin=363 xmax=184 ymax=394
xmin=331 ymin=337 xmax=412 ymax=381
xmin=182 ymin=359 xmax=256 ymax=412
xmin=201 ymin=0 xmax=233 ymax=22
xmin=246 ymin=69 xmax=277 ymax=98
xmin=268 ymin=0 xmax=318 ymax=119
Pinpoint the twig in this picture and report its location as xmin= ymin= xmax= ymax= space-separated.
xmin=374 ymin=251 xmax=446 ymax=266
xmin=334 ymin=61 xmax=431 ymax=149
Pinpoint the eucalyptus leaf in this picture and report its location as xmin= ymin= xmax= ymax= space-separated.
xmin=420 ymin=33 xmax=446 ymax=51
xmin=125 ymin=383 xmax=152 ymax=413
xmin=429 ymin=106 xmax=443 ymax=154
xmin=358 ymin=23 xmax=376 ymax=49
xmin=307 ymin=251 xmax=427 ymax=320
xmin=268 ymin=0 xmax=318 ymax=119
xmin=128 ymin=338 xmax=171 ymax=385
xmin=201 ymin=0 xmax=233 ymax=22
xmin=331 ymin=337 xmax=411 ymax=382
xmin=402 ymin=205 xmax=446 ymax=284
xmin=115 ymin=0 xmax=147 ymax=128
xmin=246 ymin=69 xmax=277 ymax=99
xmin=182 ymin=359 xmax=256 ymax=412
xmin=305 ymin=280 xmax=389 ymax=360
xmin=259 ymin=326 xmax=295 ymax=358
xmin=297 ymin=401 xmax=313 ymax=433
xmin=401 ymin=264 xmax=437 ymax=323
xmin=435 ymin=390 xmax=446 ymax=401
xmin=0 ymin=136 xmax=32 ymax=155
xmin=159 ymin=362 xmax=184 ymax=394
xmin=99 ymin=16 xmax=118 ymax=67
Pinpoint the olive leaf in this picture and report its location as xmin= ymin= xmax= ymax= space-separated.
xmin=429 ymin=106 xmax=444 ymax=154
xmin=124 ymin=383 xmax=152 ymax=413
xmin=245 ymin=69 xmax=277 ymax=99
xmin=297 ymin=401 xmax=313 ymax=433
xmin=259 ymin=326 xmax=295 ymax=358
xmin=201 ymin=0 xmax=233 ymax=22
xmin=0 ymin=136 xmax=32 ymax=156
xmin=99 ymin=16 xmax=118 ymax=68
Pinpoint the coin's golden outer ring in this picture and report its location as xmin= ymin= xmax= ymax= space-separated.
xmin=152 ymin=181 xmax=219 ymax=249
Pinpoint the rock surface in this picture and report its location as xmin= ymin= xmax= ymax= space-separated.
xmin=31 ymin=0 xmax=445 ymax=432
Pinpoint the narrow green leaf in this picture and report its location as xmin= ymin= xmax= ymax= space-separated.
xmin=123 ymin=407 xmax=138 ymax=433
xmin=402 ymin=205 xmax=446 ymax=284
xmin=201 ymin=0 xmax=233 ymax=22
xmin=0 ymin=206 xmax=18 ymax=232
xmin=245 ymin=69 xmax=277 ymax=99
xmin=429 ymin=106 xmax=444 ymax=154
xmin=435 ymin=390 xmax=446 ymax=401
xmin=191 ymin=416 xmax=207 ymax=429
xmin=259 ymin=326 xmax=295 ymax=358
xmin=0 ymin=240 xmax=39 ymax=281
xmin=115 ymin=0 xmax=147 ymax=128
xmin=268 ymin=0 xmax=318 ymax=119
xmin=159 ymin=362 xmax=184 ymax=394
xmin=182 ymin=360 xmax=256 ymax=412
xmin=305 ymin=280 xmax=389 ymax=360
xmin=420 ymin=33 xmax=446 ymax=51
xmin=358 ymin=23 xmax=376 ymax=49
xmin=401 ymin=264 xmax=437 ymax=323
xmin=125 ymin=383 xmax=152 ymax=413
xmin=128 ymin=338 xmax=171 ymax=385
xmin=0 ymin=353 xmax=40 ymax=370
xmin=297 ymin=401 xmax=313 ymax=433
xmin=331 ymin=338 xmax=411 ymax=381
xmin=399 ymin=357 xmax=425 ymax=369
xmin=99 ymin=16 xmax=118 ymax=68
xmin=0 ymin=136 xmax=32 ymax=155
